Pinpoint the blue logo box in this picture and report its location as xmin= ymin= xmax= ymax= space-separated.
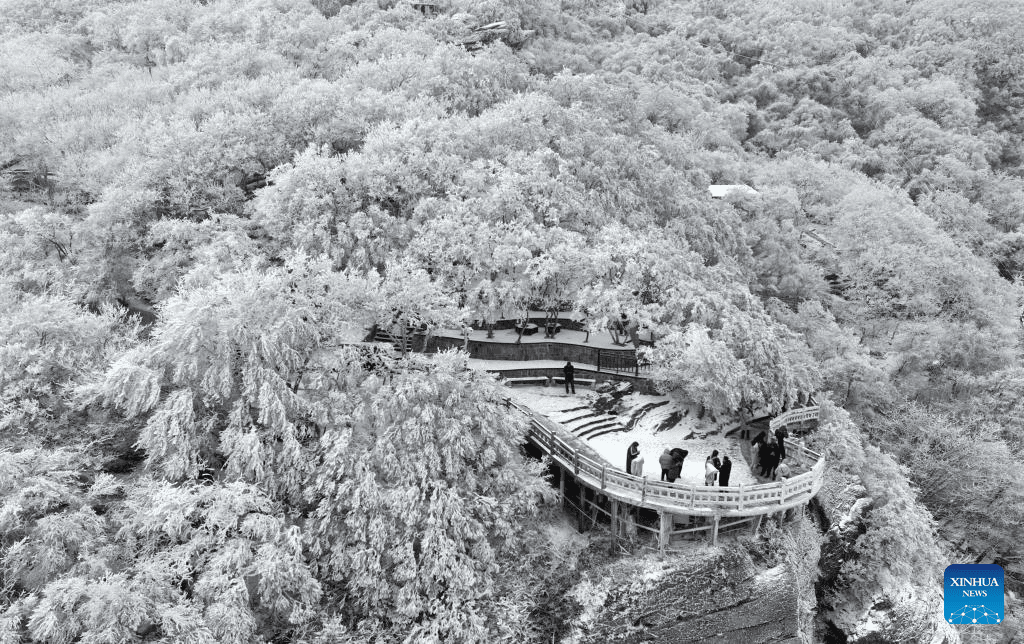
xmin=944 ymin=564 xmax=1004 ymax=625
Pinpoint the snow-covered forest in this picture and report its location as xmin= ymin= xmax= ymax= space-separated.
xmin=1 ymin=0 xmax=1022 ymax=641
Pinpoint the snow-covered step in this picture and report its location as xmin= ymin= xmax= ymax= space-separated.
xmin=578 ymin=423 xmax=626 ymax=439
xmin=572 ymin=415 xmax=620 ymax=433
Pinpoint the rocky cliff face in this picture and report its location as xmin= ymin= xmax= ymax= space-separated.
xmin=812 ymin=471 xmax=958 ymax=644
xmin=562 ymin=542 xmax=805 ymax=643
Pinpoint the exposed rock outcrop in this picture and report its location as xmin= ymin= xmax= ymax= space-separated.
xmin=593 ymin=382 xmax=634 ymax=414
xmin=565 ymin=544 xmax=802 ymax=643
xmin=813 ymin=471 xmax=957 ymax=644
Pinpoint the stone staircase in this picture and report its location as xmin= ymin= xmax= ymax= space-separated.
xmin=552 ymin=410 xmax=627 ymax=439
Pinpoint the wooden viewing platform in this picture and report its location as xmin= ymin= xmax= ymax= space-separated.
xmin=509 ymin=399 xmax=825 ymax=550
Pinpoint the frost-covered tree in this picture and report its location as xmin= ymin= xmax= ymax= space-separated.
xmin=0 ymin=450 xmax=322 ymax=644
xmin=649 ymin=324 xmax=746 ymax=415
xmin=94 ymin=254 xmax=379 ymax=494
xmin=91 ymin=254 xmax=548 ymax=642
xmin=305 ymin=351 xmax=549 ymax=642
xmin=0 ymin=286 xmax=136 ymax=442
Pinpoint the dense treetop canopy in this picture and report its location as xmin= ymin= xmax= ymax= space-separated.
xmin=2 ymin=0 xmax=1023 ymax=641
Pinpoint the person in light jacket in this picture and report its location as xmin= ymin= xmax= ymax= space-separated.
xmin=704 ymin=454 xmax=719 ymax=486
xmin=659 ymin=449 xmax=674 ymax=481
xmin=630 ymin=454 xmax=645 ymax=477
xmin=751 ymin=430 xmax=766 ymax=473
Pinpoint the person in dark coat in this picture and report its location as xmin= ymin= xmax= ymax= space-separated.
xmin=774 ymin=427 xmax=787 ymax=462
xmin=625 ymin=441 xmax=640 ymax=474
xmin=761 ymin=439 xmax=782 ymax=479
xmin=718 ymin=455 xmax=733 ymax=486
xmin=659 ymin=449 xmax=674 ymax=481
xmin=768 ymin=442 xmax=782 ymax=480
xmin=758 ymin=440 xmax=776 ymax=478
xmin=563 ymin=360 xmax=576 ymax=394
xmin=667 ymin=453 xmax=684 ymax=482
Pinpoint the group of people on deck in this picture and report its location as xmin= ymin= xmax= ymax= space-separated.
xmin=751 ymin=427 xmax=791 ymax=481
xmin=624 ymin=444 xmax=734 ymax=486
xmin=624 ymin=428 xmax=796 ymax=484
xmin=702 ymin=450 xmax=732 ymax=486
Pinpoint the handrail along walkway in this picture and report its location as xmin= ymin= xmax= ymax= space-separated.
xmin=510 ymin=399 xmax=825 ymax=519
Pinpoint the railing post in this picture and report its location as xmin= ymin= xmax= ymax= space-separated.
xmin=601 ymin=465 xmax=606 ymax=490
xmin=689 ymin=484 xmax=696 ymax=510
xmin=738 ymin=483 xmax=744 ymax=510
xmin=641 ymin=477 xmax=648 ymax=503
xmin=574 ymin=451 xmax=579 ymax=477
xmin=597 ymin=350 xmax=601 ymax=373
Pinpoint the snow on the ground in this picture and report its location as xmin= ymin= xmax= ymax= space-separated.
xmin=508 ymin=386 xmax=756 ymax=487
xmin=510 ymin=386 xmax=589 ymax=414
xmin=589 ymin=418 xmax=756 ymax=487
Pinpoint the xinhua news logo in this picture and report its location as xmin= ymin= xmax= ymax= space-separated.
xmin=944 ymin=564 xmax=1004 ymax=625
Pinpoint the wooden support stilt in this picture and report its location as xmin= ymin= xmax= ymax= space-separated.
xmin=610 ymin=500 xmax=619 ymax=553
xmin=712 ymin=515 xmax=721 ymax=547
xmin=578 ymin=484 xmax=586 ymax=532
xmin=752 ymin=514 xmax=763 ymax=537
xmin=659 ymin=511 xmax=671 ymax=554
xmin=558 ymin=465 xmax=565 ymax=507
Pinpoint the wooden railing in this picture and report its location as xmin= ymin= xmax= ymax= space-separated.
xmin=511 ymin=400 xmax=825 ymax=518
xmin=596 ymin=348 xmax=651 ymax=377
xmin=769 ymin=405 xmax=820 ymax=432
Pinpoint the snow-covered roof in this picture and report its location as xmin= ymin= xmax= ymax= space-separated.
xmin=708 ymin=184 xmax=759 ymax=198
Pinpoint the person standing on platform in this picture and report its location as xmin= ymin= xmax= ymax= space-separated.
xmin=751 ymin=430 xmax=766 ymax=473
xmin=760 ymin=438 xmax=780 ymax=479
xmin=659 ymin=449 xmax=674 ymax=481
xmin=719 ymin=455 xmax=732 ymax=486
xmin=704 ymin=453 xmax=719 ymax=486
xmin=563 ymin=360 xmax=576 ymax=394
xmin=625 ymin=441 xmax=640 ymax=473
xmin=630 ymin=454 xmax=645 ymax=477
xmin=774 ymin=426 xmax=788 ymax=464
xmin=667 ymin=458 xmax=682 ymax=482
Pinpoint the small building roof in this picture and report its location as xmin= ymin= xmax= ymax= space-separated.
xmin=708 ymin=184 xmax=759 ymax=198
